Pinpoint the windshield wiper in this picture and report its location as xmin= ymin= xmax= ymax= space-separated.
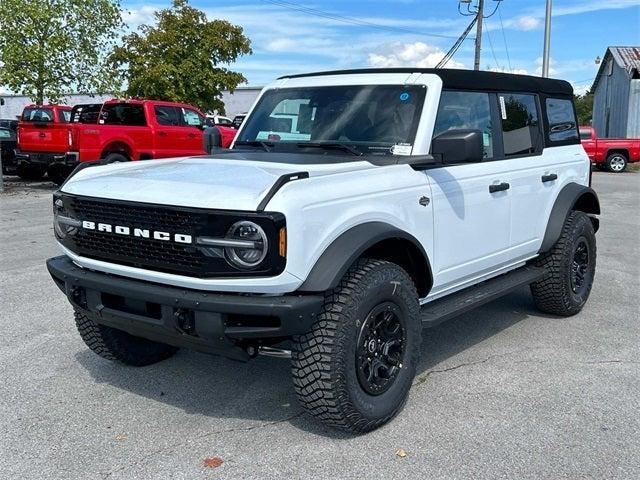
xmin=234 ymin=140 xmax=274 ymax=152
xmin=297 ymin=142 xmax=363 ymax=156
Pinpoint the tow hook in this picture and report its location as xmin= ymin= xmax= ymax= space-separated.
xmin=174 ymin=308 xmax=196 ymax=335
xmin=69 ymin=286 xmax=87 ymax=309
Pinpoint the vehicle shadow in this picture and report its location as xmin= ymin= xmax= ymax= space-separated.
xmin=76 ymin=285 xmax=538 ymax=438
xmin=0 ymin=175 xmax=57 ymax=194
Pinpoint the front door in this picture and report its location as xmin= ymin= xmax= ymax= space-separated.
xmin=426 ymin=90 xmax=512 ymax=299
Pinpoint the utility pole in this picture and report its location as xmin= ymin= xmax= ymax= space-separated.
xmin=474 ymin=0 xmax=485 ymax=71
xmin=542 ymin=0 xmax=552 ymax=77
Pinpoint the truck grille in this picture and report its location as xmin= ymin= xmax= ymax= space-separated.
xmin=56 ymin=195 xmax=285 ymax=278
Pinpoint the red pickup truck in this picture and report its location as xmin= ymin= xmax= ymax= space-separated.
xmin=579 ymin=126 xmax=640 ymax=173
xmin=15 ymin=104 xmax=72 ymax=180
xmin=52 ymin=99 xmax=236 ymax=184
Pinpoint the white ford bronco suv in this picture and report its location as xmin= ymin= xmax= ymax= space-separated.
xmin=47 ymin=69 xmax=599 ymax=433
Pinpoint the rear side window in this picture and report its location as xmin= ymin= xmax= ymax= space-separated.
xmin=154 ymin=106 xmax=181 ymax=126
xmin=59 ymin=110 xmax=71 ymax=123
xmin=433 ymin=91 xmax=494 ymax=159
xmin=100 ymin=104 xmax=146 ymax=126
xmin=499 ymin=93 xmax=541 ymax=156
xmin=546 ymin=98 xmax=578 ymax=142
xmin=22 ymin=108 xmax=54 ymax=122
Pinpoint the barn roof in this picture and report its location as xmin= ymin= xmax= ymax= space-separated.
xmin=592 ymin=46 xmax=640 ymax=91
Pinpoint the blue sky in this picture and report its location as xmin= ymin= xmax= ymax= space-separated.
xmin=125 ymin=0 xmax=638 ymax=94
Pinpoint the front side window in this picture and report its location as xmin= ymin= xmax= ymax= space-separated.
xmin=154 ymin=106 xmax=181 ymax=126
xmin=181 ymin=108 xmax=203 ymax=127
xmin=22 ymin=108 xmax=54 ymax=122
xmin=546 ymin=98 xmax=578 ymax=142
xmin=499 ymin=93 xmax=541 ymax=156
xmin=433 ymin=91 xmax=494 ymax=159
xmin=59 ymin=110 xmax=71 ymax=122
xmin=236 ymin=84 xmax=426 ymax=157
xmin=100 ymin=104 xmax=146 ymax=126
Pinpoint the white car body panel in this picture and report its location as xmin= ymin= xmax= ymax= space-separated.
xmin=57 ymin=71 xmax=591 ymax=299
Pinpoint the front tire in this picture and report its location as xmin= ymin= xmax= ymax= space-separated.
xmin=605 ymin=152 xmax=627 ymax=173
xmin=75 ymin=309 xmax=178 ymax=366
xmin=531 ymin=211 xmax=596 ymax=316
xmin=291 ymin=259 xmax=421 ymax=433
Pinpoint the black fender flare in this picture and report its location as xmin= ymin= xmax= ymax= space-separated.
xmin=539 ymin=182 xmax=600 ymax=253
xmin=298 ymin=221 xmax=433 ymax=294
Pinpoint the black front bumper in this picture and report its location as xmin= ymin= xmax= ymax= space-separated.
xmin=47 ymin=256 xmax=323 ymax=361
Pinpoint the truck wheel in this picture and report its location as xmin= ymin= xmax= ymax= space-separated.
xmin=531 ymin=211 xmax=596 ymax=316
xmin=16 ymin=164 xmax=45 ymax=180
xmin=605 ymin=153 xmax=627 ymax=173
xmin=291 ymin=259 xmax=421 ymax=433
xmin=74 ymin=309 xmax=178 ymax=366
xmin=102 ymin=153 xmax=129 ymax=164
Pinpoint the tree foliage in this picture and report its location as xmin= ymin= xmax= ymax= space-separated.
xmin=110 ymin=0 xmax=252 ymax=113
xmin=574 ymin=90 xmax=594 ymax=125
xmin=0 ymin=0 xmax=123 ymax=104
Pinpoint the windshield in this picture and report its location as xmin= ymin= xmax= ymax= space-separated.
xmin=236 ymin=84 xmax=426 ymax=156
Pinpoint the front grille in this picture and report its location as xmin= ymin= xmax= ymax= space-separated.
xmin=57 ymin=194 xmax=285 ymax=278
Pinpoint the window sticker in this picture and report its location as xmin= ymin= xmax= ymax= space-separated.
xmin=499 ymin=96 xmax=507 ymax=120
xmin=483 ymin=133 xmax=491 ymax=147
xmin=391 ymin=143 xmax=412 ymax=155
xmin=399 ymin=92 xmax=410 ymax=102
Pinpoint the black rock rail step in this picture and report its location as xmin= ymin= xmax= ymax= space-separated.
xmin=420 ymin=266 xmax=545 ymax=328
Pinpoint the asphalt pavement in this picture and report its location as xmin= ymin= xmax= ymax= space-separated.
xmin=0 ymin=171 xmax=638 ymax=479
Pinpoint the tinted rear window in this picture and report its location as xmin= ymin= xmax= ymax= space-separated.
xmin=100 ymin=104 xmax=146 ymax=126
xmin=545 ymin=98 xmax=578 ymax=142
xmin=22 ymin=108 xmax=54 ymax=122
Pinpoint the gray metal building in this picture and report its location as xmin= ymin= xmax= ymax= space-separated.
xmin=0 ymin=87 xmax=262 ymax=121
xmin=591 ymin=46 xmax=640 ymax=139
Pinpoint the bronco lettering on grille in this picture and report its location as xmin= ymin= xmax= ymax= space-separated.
xmin=81 ymin=221 xmax=192 ymax=244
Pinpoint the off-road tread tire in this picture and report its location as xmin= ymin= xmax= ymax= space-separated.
xmin=74 ymin=309 xmax=178 ymax=366
xmin=531 ymin=211 xmax=596 ymax=316
xmin=291 ymin=258 xmax=421 ymax=433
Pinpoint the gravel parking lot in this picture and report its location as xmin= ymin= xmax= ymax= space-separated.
xmin=1 ymin=171 xmax=638 ymax=480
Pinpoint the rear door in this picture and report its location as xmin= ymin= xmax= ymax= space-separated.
xmin=152 ymin=105 xmax=184 ymax=158
xmin=427 ymin=90 xmax=513 ymax=298
xmin=506 ymin=94 xmax=583 ymax=259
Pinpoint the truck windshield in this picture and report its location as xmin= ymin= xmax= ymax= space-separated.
xmin=235 ymin=84 xmax=426 ymax=156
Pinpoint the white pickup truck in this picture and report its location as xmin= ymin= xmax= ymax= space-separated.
xmin=47 ymin=68 xmax=600 ymax=433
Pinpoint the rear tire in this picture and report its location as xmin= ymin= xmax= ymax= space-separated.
xmin=530 ymin=211 xmax=596 ymax=316
xmin=74 ymin=309 xmax=178 ymax=366
xmin=291 ymin=259 xmax=421 ymax=433
xmin=102 ymin=152 xmax=129 ymax=164
xmin=605 ymin=152 xmax=627 ymax=173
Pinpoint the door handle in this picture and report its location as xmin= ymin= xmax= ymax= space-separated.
xmin=39 ymin=132 xmax=46 ymax=138
xmin=541 ymin=173 xmax=558 ymax=182
xmin=158 ymin=131 xmax=168 ymax=137
xmin=489 ymin=182 xmax=510 ymax=193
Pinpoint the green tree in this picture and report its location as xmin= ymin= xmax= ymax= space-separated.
xmin=0 ymin=0 xmax=123 ymax=104
xmin=574 ymin=90 xmax=594 ymax=125
xmin=110 ymin=0 xmax=252 ymax=113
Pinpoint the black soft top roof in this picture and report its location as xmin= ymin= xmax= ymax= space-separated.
xmin=279 ymin=68 xmax=574 ymax=96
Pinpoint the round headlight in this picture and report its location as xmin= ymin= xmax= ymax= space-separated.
xmin=225 ymin=221 xmax=268 ymax=269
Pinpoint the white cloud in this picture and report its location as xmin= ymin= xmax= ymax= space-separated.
xmin=514 ymin=16 xmax=542 ymax=31
xmin=489 ymin=67 xmax=530 ymax=75
xmin=367 ymin=42 xmax=465 ymax=69
xmin=573 ymin=84 xmax=591 ymax=96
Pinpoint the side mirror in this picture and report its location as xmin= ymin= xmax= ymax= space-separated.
xmin=203 ymin=126 xmax=222 ymax=153
xmin=431 ymin=129 xmax=484 ymax=164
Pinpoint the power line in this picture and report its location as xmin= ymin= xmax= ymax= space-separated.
xmin=436 ymin=16 xmax=477 ymax=68
xmin=497 ymin=7 xmax=512 ymax=71
xmin=484 ymin=19 xmax=501 ymax=70
xmin=260 ymin=0 xmax=472 ymax=41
